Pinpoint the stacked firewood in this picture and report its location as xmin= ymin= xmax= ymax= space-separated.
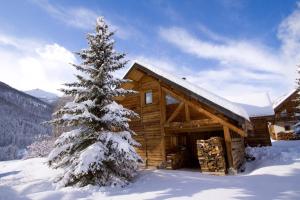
xmin=166 ymin=146 xmax=188 ymax=170
xmin=197 ymin=137 xmax=227 ymax=175
xmin=276 ymin=131 xmax=300 ymax=140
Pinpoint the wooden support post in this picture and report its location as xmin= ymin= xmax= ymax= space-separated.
xmin=185 ymin=103 xmax=190 ymax=122
xmin=159 ymin=86 xmax=166 ymax=164
xmin=139 ymin=83 xmax=148 ymax=167
xmin=223 ymin=126 xmax=233 ymax=170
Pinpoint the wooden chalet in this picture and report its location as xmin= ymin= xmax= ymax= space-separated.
xmin=273 ymin=89 xmax=300 ymax=131
xmin=247 ymin=115 xmax=273 ymax=146
xmin=119 ymin=62 xmax=251 ymax=173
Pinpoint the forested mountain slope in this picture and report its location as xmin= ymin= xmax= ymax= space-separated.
xmin=0 ymin=81 xmax=53 ymax=160
xmin=25 ymin=89 xmax=59 ymax=104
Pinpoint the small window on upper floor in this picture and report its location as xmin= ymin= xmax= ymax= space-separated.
xmin=145 ymin=91 xmax=153 ymax=104
xmin=280 ymin=109 xmax=287 ymax=117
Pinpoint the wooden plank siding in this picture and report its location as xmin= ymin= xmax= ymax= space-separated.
xmin=274 ymin=90 xmax=300 ymax=130
xmin=246 ymin=116 xmax=273 ymax=147
xmin=120 ymin=75 xmax=164 ymax=167
xmin=140 ymin=76 xmax=164 ymax=167
xmin=230 ymin=131 xmax=245 ymax=169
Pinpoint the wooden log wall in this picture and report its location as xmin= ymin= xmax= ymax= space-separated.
xmin=246 ymin=116 xmax=273 ymax=147
xmin=140 ymin=76 xmax=164 ymax=167
xmin=273 ymin=91 xmax=300 ymax=140
xmin=230 ymin=131 xmax=245 ymax=170
xmin=119 ymin=92 xmax=147 ymax=161
xmin=121 ymin=75 xmax=164 ymax=168
xmin=275 ymin=91 xmax=299 ymax=126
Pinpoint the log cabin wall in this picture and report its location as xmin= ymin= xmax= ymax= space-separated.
xmin=120 ymin=64 xmax=249 ymax=171
xmin=139 ymin=76 xmax=164 ymax=167
xmin=274 ymin=91 xmax=300 ymax=130
xmin=230 ymin=131 xmax=245 ymax=169
xmin=119 ymin=88 xmax=146 ymax=161
xmin=246 ymin=116 xmax=273 ymax=147
xmin=120 ymin=75 xmax=164 ymax=168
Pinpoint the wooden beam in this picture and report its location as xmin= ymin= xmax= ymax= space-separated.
xmin=165 ymin=124 xmax=222 ymax=133
xmin=185 ymin=103 xmax=190 ymax=122
xmin=223 ymin=126 xmax=233 ymax=169
xmin=159 ymin=86 xmax=166 ymax=163
xmin=165 ymin=119 xmax=219 ymax=128
xmin=128 ymin=69 xmax=144 ymax=81
xmin=160 ymin=89 xmax=167 ymax=127
xmin=162 ymin=87 xmax=247 ymax=137
xmin=121 ymin=81 xmax=136 ymax=90
xmin=139 ymin=82 xmax=148 ymax=167
xmin=166 ymin=101 xmax=184 ymax=123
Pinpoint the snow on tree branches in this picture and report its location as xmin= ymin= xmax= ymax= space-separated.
xmin=48 ymin=17 xmax=141 ymax=187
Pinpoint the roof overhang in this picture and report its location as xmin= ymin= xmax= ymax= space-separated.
xmin=124 ymin=62 xmax=249 ymax=125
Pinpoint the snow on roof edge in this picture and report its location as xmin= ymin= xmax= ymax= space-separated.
xmin=128 ymin=61 xmax=249 ymax=121
xmin=273 ymin=89 xmax=297 ymax=109
xmin=237 ymin=103 xmax=275 ymax=118
xmin=231 ymin=92 xmax=274 ymax=117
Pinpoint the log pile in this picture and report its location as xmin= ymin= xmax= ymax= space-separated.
xmin=166 ymin=146 xmax=188 ymax=170
xmin=197 ymin=137 xmax=227 ymax=175
xmin=276 ymin=131 xmax=300 ymax=140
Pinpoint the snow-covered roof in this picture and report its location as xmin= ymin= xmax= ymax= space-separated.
xmin=273 ymin=89 xmax=297 ymax=109
xmin=126 ymin=61 xmax=249 ymax=121
xmin=237 ymin=104 xmax=274 ymax=118
xmin=228 ymin=92 xmax=275 ymax=117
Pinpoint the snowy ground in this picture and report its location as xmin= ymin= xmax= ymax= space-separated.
xmin=1 ymin=140 xmax=300 ymax=200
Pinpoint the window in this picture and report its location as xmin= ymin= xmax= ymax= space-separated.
xmin=165 ymin=94 xmax=179 ymax=105
xmin=280 ymin=109 xmax=287 ymax=117
xmin=145 ymin=91 xmax=153 ymax=104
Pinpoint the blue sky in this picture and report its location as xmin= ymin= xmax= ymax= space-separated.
xmin=0 ymin=0 xmax=300 ymax=102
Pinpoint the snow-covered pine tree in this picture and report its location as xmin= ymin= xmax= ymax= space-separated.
xmin=48 ymin=17 xmax=141 ymax=187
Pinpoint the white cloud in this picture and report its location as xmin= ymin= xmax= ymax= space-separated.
xmin=0 ymin=33 xmax=76 ymax=95
xmin=278 ymin=2 xmax=300 ymax=63
xmin=157 ymin=3 xmax=300 ymax=100
xmin=0 ymin=34 xmax=41 ymax=52
xmin=31 ymin=0 xmax=134 ymax=39
xmin=31 ymin=0 xmax=97 ymax=30
xmin=160 ymin=27 xmax=284 ymax=74
xmin=196 ymin=23 xmax=229 ymax=42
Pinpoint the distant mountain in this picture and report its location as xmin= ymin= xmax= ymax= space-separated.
xmin=25 ymin=89 xmax=59 ymax=104
xmin=0 ymin=82 xmax=53 ymax=161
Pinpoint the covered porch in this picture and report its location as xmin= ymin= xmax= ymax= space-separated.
xmin=160 ymin=86 xmax=249 ymax=173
